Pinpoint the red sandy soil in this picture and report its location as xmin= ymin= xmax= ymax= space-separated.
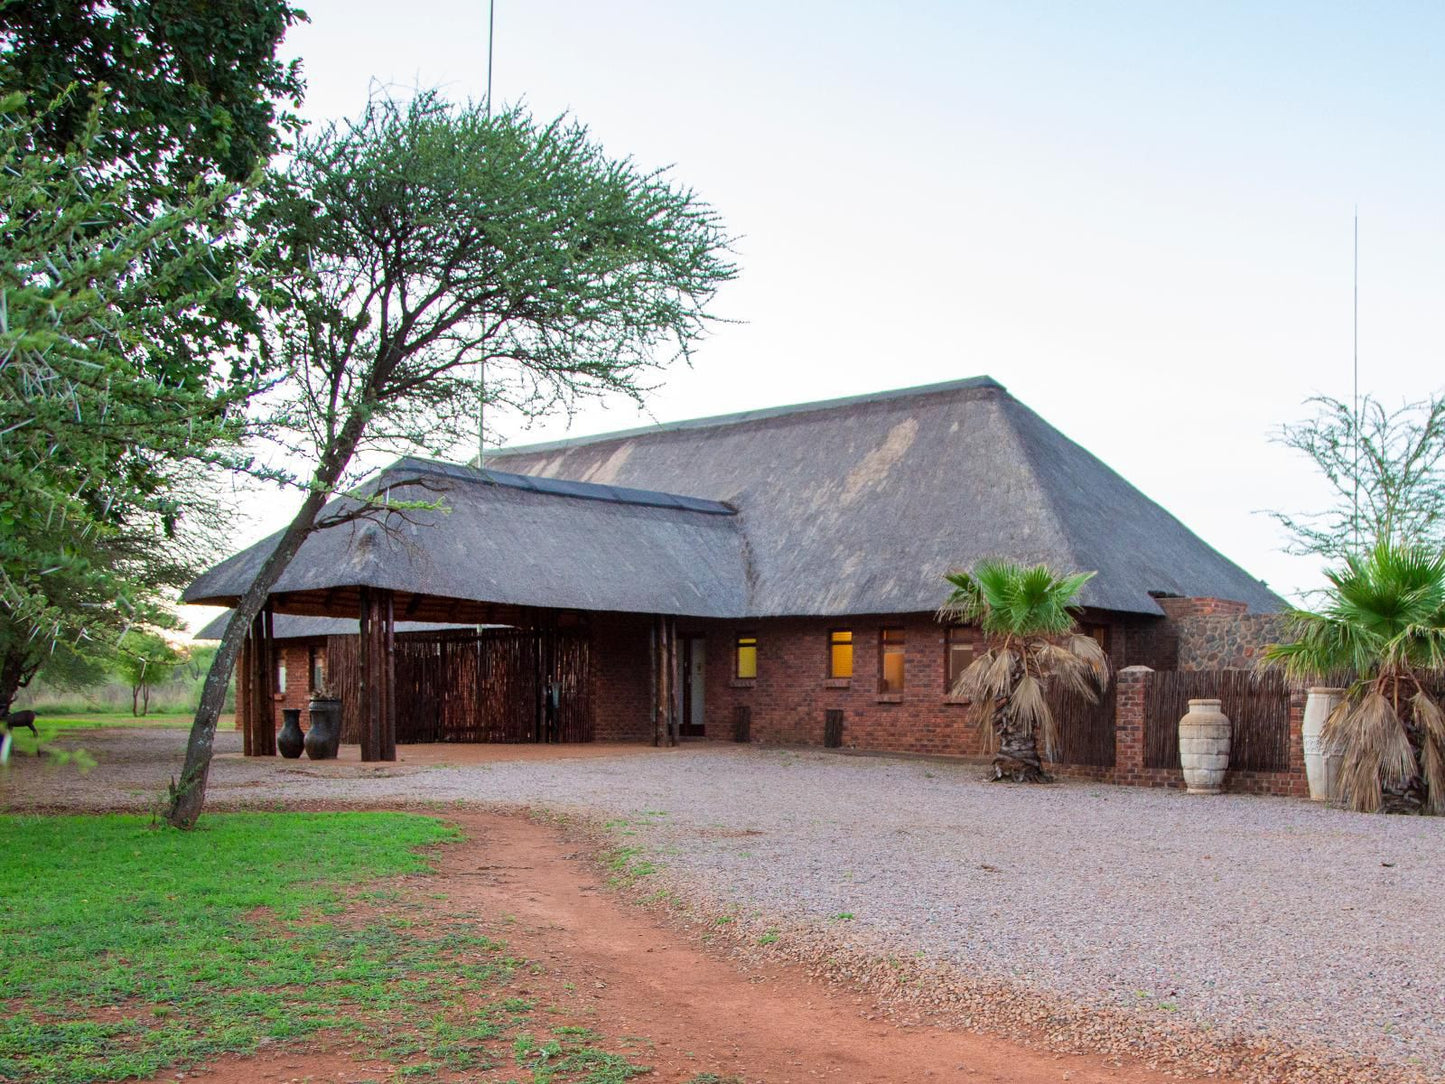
xmin=148 ymin=811 xmax=1238 ymax=1084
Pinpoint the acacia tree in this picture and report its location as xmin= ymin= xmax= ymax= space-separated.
xmin=940 ymin=560 xmax=1110 ymax=783
xmin=164 ymin=91 xmax=736 ymax=827
xmin=113 ymin=632 xmax=185 ymax=717
xmin=0 ymin=96 xmax=258 ymax=716
xmin=1 ymin=0 xmax=306 ymax=373
xmin=0 ymin=0 xmax=304 ymax=712
xmin=1273 ymin=394 xmax=1445 ymax=563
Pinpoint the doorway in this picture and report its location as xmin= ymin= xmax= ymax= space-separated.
xmin=681 ymin=636 xmax=706 ymax=737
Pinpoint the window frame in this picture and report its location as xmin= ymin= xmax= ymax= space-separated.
xmin=878 ymin=627 xmax=906 ymax=694
xmin=944 ymin=625 xmax=975 ymax=695
xmin=734 ymin=632 xmax=758 ymax=680
xmin=827 ymin=628 xmax=854 ymax=679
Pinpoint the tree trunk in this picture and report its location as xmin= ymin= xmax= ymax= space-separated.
xmin=0 ymin=647 xmax=41 ymax=720
xmin=164 ymin=412 xmax=369 ymax=828
xmin=991 ymin=694 xmax=1052 ymax=783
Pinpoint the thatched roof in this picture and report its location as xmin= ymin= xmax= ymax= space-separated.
xmin=186 ymin=377 xmax=1281 ymax=621
xmin=183 ymin=459 xmax=748 ymax=619
xmin=194 ymin=611 xmax=475 ymax=642
xmin=488 ymin=376 xmax=1282 ymax=617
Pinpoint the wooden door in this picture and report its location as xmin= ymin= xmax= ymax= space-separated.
xmin=681 ymin=636 xmax=706 ymax=737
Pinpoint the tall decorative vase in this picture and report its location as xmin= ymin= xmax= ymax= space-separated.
xmin=305 ymin=698 xmax=342 ymax=760
xmin=1179 ymin=698 xmax=1231 ymax=795
xmin=1302 ymin=687 xmax=1345 ymax=802
xmin=277 ymin=708 xmax=305 ymax=759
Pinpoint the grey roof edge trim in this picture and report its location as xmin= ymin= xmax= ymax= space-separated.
xmin=385 ymin=456 xmax=736 ymax=515
xmin=489 ymin=376 xmax=1008 ymax=458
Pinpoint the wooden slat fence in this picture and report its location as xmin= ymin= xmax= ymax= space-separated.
xmin=327 ymin=634 xmax=363 ymax=744
xmin=1045 ymin=684 xmax=1117 ymax=767
xmin=336 ymin=627 xmax=592 ymax=745
xmin=1145 ymin=669 xmax=1290 ymax=772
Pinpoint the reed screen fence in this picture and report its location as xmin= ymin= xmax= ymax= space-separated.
xmin=1044 ymin=683 xmax=1117 ymax=768
xmin=1145 ymin=669 xmax=1290 ymax=772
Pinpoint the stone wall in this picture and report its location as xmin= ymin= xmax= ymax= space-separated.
xmin=1175 ymin=612 xmax=1290 ymax=671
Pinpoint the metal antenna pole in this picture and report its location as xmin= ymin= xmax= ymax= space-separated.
xmin=478 ymin=0 xmax=495 ymax=469
xmin=1352 ymin=208 xmax=1359 ymax=553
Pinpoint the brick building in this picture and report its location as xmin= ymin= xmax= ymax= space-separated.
xmin=188 ymin=376 xmax=1283 ymax=763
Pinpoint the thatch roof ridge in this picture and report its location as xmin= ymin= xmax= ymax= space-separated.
xmin=495 ymin=376 xmax=1007 ymax=459
xmin=390 ymin=456 xmax=735 ymax=515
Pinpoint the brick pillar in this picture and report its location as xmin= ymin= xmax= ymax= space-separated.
xmin=1114 ymin=666 xmax=1152 ymax=784
xmin=1285 ymin=684 xmax=1308 ymax=797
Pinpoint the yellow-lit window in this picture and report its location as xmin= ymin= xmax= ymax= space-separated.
xmin=880 ymin=628 xmax=905 ymax=693
xmin=828 ymin=629 xmax=853 ymax=678
xmin=945 ymin=626 xmax=974 ymax=693
xmin=735 ymin=634 xmax=757 ymax=679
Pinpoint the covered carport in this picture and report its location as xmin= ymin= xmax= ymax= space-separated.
xmin=183 ymin=458 xmax=746 ymax=761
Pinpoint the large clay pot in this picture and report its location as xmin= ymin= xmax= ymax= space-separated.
xmin=277 ymin=708 xmax=305 ymax=759
xmin=304 ymin=698 xmax=342 ymax=760
xmin=1302 ymin=687 xmax=1345 ymax=802
xmin=1179 ymin=698 xmax=1231 ymax=795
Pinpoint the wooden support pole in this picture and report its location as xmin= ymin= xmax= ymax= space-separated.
xmin=257 ymin=605 xmax=277 ymax=756
xmin=359 ymin=586 xmax=379 ymax=761
xmin=239 ymin=636 xmax=253 ymax=756
xmin=648 ymin=617 xmax=660 ymax=747
xmin=381 ymin=590 xmax=397 ymax=761
xmin=668 ymin=617 xmax=682 ymax=747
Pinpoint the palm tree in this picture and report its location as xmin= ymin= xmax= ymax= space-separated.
xmin=1265 ymin=543 xmax=1445 ymax=814
xmin=940 ymin=559 xmax=1110 ymax=783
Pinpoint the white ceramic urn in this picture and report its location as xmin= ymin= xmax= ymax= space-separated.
xmin=1179 ymin=698 xmax=1231 ymax=795
xmin=1302 ymin=687 xmax=1345 ymax=802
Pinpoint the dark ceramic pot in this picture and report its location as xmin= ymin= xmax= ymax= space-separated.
xmin=277 ymin=708 xmax=304 ymax=759
xmin=304 ymin=698 xmax=343 ymax=759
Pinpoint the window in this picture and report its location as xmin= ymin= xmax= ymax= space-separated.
xmin=828 ymin=629 xmax=853 ymax=678
xmin=275 ymin=658 xmax=287 ymax=695
xmin=735 ymin=633 xmax=757 ymax=679
xmin=309 ymin=645 xmax=327 ymax=692
xmin=879 ymin=628 xmax=905 ymax=693
xmin=1085 ymin=624 xmax=1111 ymax=658
xmin=945 ymin=626 xmax=974 ymax=693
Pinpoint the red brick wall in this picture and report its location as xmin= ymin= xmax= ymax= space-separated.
xmin=1154 ymin=596 xmax=1249 ymax=619
xmin=694 ymin=612 xmax=1152 ymax=757
xmin=590 ymin=613 xmax=654 ymax=741
xmin=236 ymin=639 xmax=319 ymax=735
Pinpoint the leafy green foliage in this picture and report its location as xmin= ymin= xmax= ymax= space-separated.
xmin=0 ymin=0 xmax=306 ymax=375
xmin=110 ymin=631 xmax=186 ymax=715
xmin=1273 ymin=394 xmax=1445 ymax=562
xmin=170 ymin=90 xmax=735 ymax=825
xmin=0 ymin=95 xmax=267 ymax=713
xmin=1266 ymin=543 xmax=1445 ymax=813
xmin=261 ymin=89 xmax=737 ymax=475
xmin=942 ymin=559 xmax=1095 ymax=639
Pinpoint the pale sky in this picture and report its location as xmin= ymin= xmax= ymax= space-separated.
xmin=188 ymin=1 xmax=1445 ymax=630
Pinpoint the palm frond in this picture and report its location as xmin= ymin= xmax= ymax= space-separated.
xmin=1413 ymin=691 xmax=1445 ymax=815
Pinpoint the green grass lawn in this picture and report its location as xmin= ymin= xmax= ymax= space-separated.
xmin=3 ymin=712 xmax=220 ymax=761
xmin=0 ymin=813 xmax=651 ymax=1083
xmin=25 ymin=711 xmax=196 ymax=730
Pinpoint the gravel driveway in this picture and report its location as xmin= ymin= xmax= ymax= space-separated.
xmin=5 ymin=729 xmax=1442 ymax=1079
